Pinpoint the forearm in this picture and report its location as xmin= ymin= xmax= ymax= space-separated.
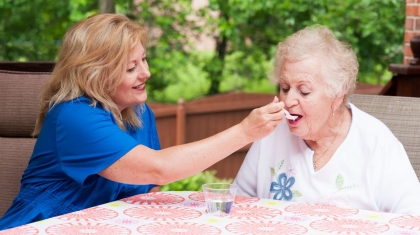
xmin=99 ymin=99 xmax=284 ymax=185
xmin=100 ymin=123 xmax=251 ymax=185
xmin=154 ymin=123 xmax=250 ymax=183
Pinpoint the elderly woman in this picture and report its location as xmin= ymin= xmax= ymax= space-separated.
xmin=0 ymin=14 xmax=285 ymax=230
xmin=234 ymin=25 xmax=420 ymax=215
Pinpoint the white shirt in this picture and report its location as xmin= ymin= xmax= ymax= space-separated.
xmin=234 ymin=103 xmax=420 ymax=215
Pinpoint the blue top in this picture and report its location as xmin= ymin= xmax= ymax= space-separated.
xmin=0 ymin=97 xmax=161 ymax=230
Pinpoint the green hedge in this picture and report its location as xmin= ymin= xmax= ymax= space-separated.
xmin=160 ymin=170 xmax=233 ymax=192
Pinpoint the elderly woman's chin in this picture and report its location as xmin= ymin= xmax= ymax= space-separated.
xmin=287 ymin=124 xmax=306 ymax=138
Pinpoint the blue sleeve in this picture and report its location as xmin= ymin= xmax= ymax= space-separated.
xmin=128 ymin=103 xmax=161 ymax=150
xmin=146 ymin=103 xmax=161 ymax=150
xmin=123 ymin=103 xmax=162 ymax=193
xmin=55 ymin=100 xmax=140 ymax=186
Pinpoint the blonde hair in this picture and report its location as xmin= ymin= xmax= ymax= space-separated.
xmin=33 ymin=14 xmax=148 ymax=136
xmin=270 ymin=25 xmax=359 ymax=104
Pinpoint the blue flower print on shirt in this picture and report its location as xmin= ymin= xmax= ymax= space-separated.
xmin=270 ymin=173 xmax=295 ymax=201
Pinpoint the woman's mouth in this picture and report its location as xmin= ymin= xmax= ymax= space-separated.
xmin=132 ymin=83 xmax=145 ymax=90
xmin=288 ymin=114 xmax=302 ymax=124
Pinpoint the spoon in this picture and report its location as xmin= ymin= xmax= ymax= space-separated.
xmin=283 ymin=109 xmax=298 ymax=121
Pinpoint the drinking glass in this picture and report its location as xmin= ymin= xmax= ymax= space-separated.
xmin=202 ymin=183 xmax=237 ymax=217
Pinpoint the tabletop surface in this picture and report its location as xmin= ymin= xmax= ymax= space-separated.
xmin=1 ymin=191 xmax=420 ymax=235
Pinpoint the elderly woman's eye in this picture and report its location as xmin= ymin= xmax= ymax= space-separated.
xmin=301 ymin=91 xmax=310 ymax=96
xmin=281 ymin=88 xmax=290 ymax=93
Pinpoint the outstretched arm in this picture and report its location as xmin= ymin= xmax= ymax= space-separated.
xmin=99 ymin=97 xmax=285 ymax=185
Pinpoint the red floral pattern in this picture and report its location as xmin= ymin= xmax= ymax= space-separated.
xmin=58 ymin=207 xmax=118 ymax=222
xmin=283 ymin=215 xmax=307 ymax=223
xmin=181 ymin=201 xmax=206 ymax=208
xmin=45 ymin=222 xmax=131 ymax=235
xmin=3 ymin=192 xmax=414 ymax=234
xmin=188 ymin=192 xmax=205 ymax=202
xmin=189 ymin=192 xmax=260 ymax=204
xmin=285 ymin=203 xmax=359 ymax=217
xmin=122 ymin=192 xmax=185 ymax=205
xmin=124 ymin=205 xmax=201 ymax=221
xmin=229 ymin=204 xmax=282 ymax=220
xmin=225 ymin=221 xmax=307 ymax=235
xmin=114 ymin=218 xmax=140 ymax=226
xmin=136 ymin=222 xmax=221 ymax=235
xmin=310 ymin=218 xmax=390 ymax=234
xmin=234 ymin=195 xmax=261 ymax=204
xmin=390 ymin=215 xmax=420 ymax=231
xmin=0 ymin=225 xmax=38 ymax=235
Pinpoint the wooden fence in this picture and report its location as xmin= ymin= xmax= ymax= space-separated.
xmin=148 ymin=92 xmax=276 ymax=180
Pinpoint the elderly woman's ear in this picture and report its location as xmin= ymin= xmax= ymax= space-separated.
xmin=331 ymin=93 xmax=345 ymax=113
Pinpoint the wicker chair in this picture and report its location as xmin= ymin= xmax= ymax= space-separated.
xmin=350 ymin=94 xmax=420 ymax=181
xmin=0 ymin=70 xmax=50 ymax=217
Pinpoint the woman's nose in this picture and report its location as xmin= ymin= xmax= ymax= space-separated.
xmin=138 ymin=65 xmax=151 ymax=81
xmin=283 ymin=92 xmax=298 ymax=108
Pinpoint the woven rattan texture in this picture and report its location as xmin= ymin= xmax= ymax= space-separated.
xmin=0 ymin=138 xmax=36 ymax=216
xmin=350 ymin=94 xmax=420 ymax=181
xmin=0 ymin=70 xmax=50 ymax=216
xmin=0 ymin=70 xmax=50 ymax=137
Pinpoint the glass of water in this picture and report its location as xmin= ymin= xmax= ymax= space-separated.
xmin=202 ymin=183 xmax=237 ymax=217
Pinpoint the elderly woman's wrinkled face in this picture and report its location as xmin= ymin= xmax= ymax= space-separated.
xmin=112 ymin=43 xmax=151 ymax=111
xmin=279 ymin=58 xmax=338 ymax=140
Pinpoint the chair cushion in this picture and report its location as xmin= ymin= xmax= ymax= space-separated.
xmin=0 ymin=70 xmax=50 ymax=137
xmin=0 ymin=137 xmax=36 ymax=216
xmin=350 ymin=94 xmax=420 ymax=181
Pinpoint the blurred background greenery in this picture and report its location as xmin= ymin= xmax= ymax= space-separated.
xmin=160 ymin=170 xmax=232 ymax=192
xmin=0 ymin=0 xmax=406 ymax=190
xmin=0 ymin=0 xmax=405 ymax=104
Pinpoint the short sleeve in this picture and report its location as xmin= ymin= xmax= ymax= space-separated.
xmin=55 ymin=100 xmax=139 ymax=186
xmin=233 ymin=140 xmax=261 ymax=197
xmin=127 ymin=103 xmax=161 ymax=151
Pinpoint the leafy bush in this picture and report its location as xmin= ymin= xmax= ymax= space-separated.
xmin=160 ymin=170 xmax=233 ymax=192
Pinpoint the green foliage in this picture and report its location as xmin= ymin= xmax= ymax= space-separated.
xmin=204 ymin=0 xmax=405 ymax=87
xmin=0 ymin=0 xmax=98 ymax=61
xmin=160 ymin=170 xmax=233 ymax=192
xmin=152 ymin=50 xmax=211 ymax=103
xmin=0 ymin=0 xmax=406 ymax=102
xmin=126 ymin=0 xmax=206 ymax=101
xmin=219 ymin=51 xmax=275 ymax=93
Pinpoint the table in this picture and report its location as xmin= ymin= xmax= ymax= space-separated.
xmin=1 ymin=191 xmax=419 ymax=234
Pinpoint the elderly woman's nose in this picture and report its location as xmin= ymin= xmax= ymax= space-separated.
xmin=283 ymin=93 xmax=298 ymax=107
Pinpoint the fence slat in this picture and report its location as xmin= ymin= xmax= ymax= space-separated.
xmin=175 ymin=98 xmax=186 ymax=145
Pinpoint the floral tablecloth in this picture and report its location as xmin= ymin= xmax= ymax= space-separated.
xmin=1 ymin=191 xmax=420 ymax=234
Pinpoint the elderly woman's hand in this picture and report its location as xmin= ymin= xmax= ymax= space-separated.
xmin=239 ymin=96 xmax=285 ymax=142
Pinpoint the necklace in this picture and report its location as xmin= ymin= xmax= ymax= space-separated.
xmin=313 ymin=113 xmax=345 ymax=170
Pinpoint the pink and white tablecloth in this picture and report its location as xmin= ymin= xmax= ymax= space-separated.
xmin=1 ymin=191 xmax=420 ymax=234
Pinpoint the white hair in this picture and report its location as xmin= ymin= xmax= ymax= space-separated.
xmin=270 ymin=25 xmax=359 ymax=104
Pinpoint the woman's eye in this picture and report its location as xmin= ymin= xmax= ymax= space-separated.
xmin=142 ymin=57 xmax=147 ymax=62
xmin=281 ymin=88 xmax=290 ymax=93
xmin=301 ymin=91 xmax=310 ymax=96
xmin=127 ymin=65 xmax=137 ymax=72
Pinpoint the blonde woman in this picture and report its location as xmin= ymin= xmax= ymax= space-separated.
xmin=0 ymin=14 xmax=285 ymax=230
